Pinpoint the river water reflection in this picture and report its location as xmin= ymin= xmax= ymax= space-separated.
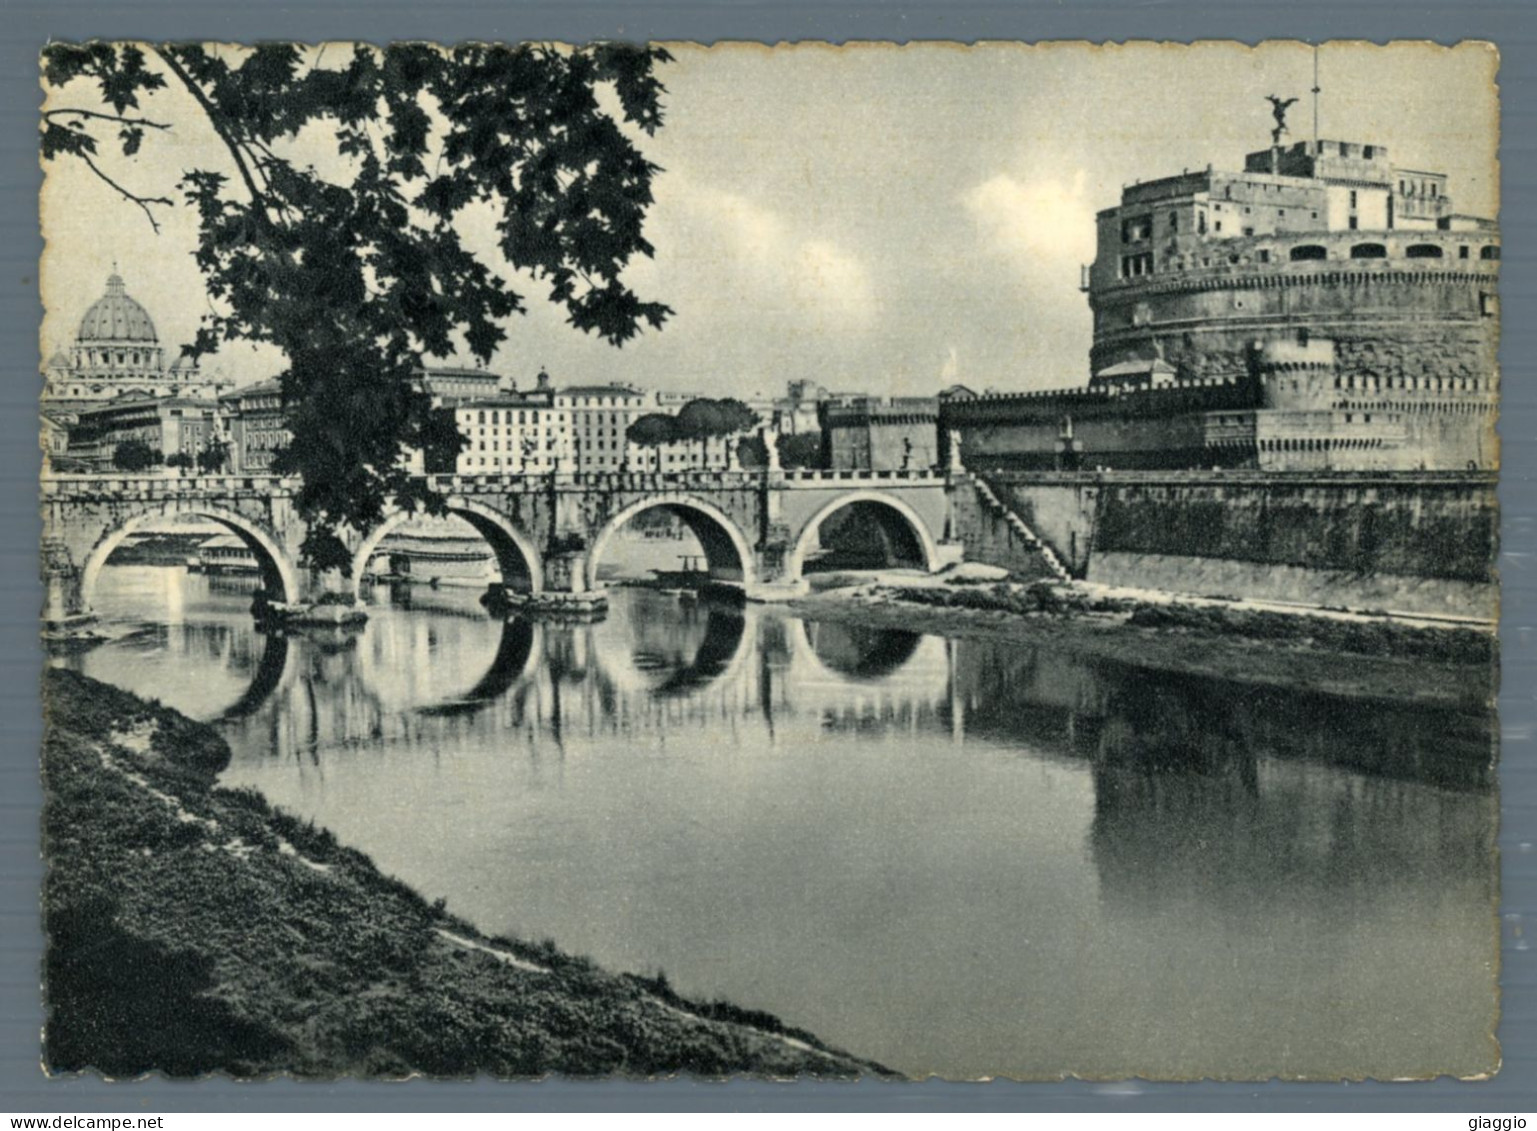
xmin=57 ymin=564 xmax=1499 ymax=1079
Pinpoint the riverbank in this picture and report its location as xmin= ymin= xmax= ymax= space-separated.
xmin=41 ymin=668 xmax=886 ymax=1079
xmin=790 ymin=575 xmax=1497 ymax=709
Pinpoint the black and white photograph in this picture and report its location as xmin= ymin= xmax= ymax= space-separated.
xmin=36 ymin=39 xmax=1501 ymax=1082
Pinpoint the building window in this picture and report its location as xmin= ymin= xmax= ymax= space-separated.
xmin=1214 ymin=221 xmax=1222 ymax=233
xmin=1363 ymin=145 xmax=1375 ymax=159
xmin=1257 ymin=249 xmax=1271 ymax=263
xmin=1460 ymin=245 xmax=1471 ymax=259
xmin=1243 ymin=227 xmax=1254 ymax=237
xmin=1290 ymin=244 xmax=1327 ymax=261
xmin=1348 ymin=216 xmax=1359 ymax=230
xmin=1405 ymin=244 xmax=1443 ymax=258
xmin=1349 ymin=190 xmax=1358 ymax=208
xmin=1480 ymin=245 xmax=1500 ymax=261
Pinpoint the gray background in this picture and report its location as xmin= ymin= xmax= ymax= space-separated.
xmin=2 ymin=0 xmax=1532 ymax=1112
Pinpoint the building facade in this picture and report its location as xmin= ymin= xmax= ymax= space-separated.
xmin=446 ymin=378 xmax=748 ymax=476
xmin=219 ymin=379 xmax=286 ymax=473
xmin=64 ymin=394 xmax=222 ymax=470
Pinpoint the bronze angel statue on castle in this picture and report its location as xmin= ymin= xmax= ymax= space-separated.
xmin=1266 ymin=94 xmax=1300 ymax=144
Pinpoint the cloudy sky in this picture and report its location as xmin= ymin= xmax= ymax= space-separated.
xmin=40 ymin=41 xmax=1498 ymax=399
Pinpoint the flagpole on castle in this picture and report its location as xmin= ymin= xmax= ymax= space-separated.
xmin=1312 ymin=43 xmax=1321 ymax=154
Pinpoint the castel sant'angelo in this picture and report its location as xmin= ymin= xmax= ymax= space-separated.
xmin=943 ymin=98 xmax=1500 ymax=473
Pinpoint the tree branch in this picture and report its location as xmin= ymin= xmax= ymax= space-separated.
xmin=152 ymin=46 xmax=267 ymax=211
xmin=44 ymin=108 xmax=172 ymax=131
xmin=78 ymin=152 xmax=173 ymax=232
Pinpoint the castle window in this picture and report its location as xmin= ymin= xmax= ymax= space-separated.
xmin=1405 ymin=244 xmax=1443 ymax=258
xmin=1169 ymin=211 xmax=1178 ymax=232
xmin=1480 ymin=244 xmax=1500 ymax=261
xmin=1214 ymin=221 xmax=1222 ymax=233
xmin=1481 ymin=292 xmax=1498 ymax=318
xmin=1364 ymin=145 xmax=1375 ymax=159
xmin=1290 ymin=244 xmax=1327 ymax=261
xmin=1460 ymin=245 xmax=1470 ymax=259
xmin=1349 ymin=190 xmax=1358 ymax=209
xmin=1243 ymin=227 xmax=1255 ymax=237
xmin=1258 ymin=249 xmax=1271 ymax=263
xmin=1348 ymin=216 xmax=1359 ymax=230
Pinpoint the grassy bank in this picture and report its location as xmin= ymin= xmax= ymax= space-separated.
xmin=42 ymin=668 xmax=885 ymax=1079
xmin=791 ymin=582 xmax=1496 ymax=709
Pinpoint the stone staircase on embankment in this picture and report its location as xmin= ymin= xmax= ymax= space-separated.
xmin=958 ymin=473 xmax=1072 ymax=583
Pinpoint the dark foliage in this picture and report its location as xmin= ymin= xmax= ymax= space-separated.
xmin=674 ymin=397 xmax=758 ymax=444
xmin=776 ymin=431 xmax=824 ymax=469
xmin=111 ymin=439 xmax=160 ymax=471
xmin=42 ymin=42 xmax=675 ymax=570
xmin=196 ymin=438 xmax=231 ymax=474
xmin=625 ymin=411 xmax=679 ymax=447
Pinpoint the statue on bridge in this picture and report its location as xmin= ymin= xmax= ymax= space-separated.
xmin=946 ymin=429 xmax=965 ymax=474
xmin=762 ymin=426 xmax=782 ymax=473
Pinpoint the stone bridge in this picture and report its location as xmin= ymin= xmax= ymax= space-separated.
xmin=41 ymin=467 xmax=965 ymax=624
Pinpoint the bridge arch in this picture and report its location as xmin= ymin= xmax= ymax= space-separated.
xmin=80 ymin=504 xmax=301 ymax=613
xmin=786 ymin=490 xmax=941 ymax=583
xmin=585 ymin=495 xmax=756 ymax=591
xmin=349 ymin=498 xmax=543 ymax=601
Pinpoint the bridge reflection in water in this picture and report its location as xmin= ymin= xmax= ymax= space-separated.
xmin=54 ymin=563 xmax=1498 ymax=1081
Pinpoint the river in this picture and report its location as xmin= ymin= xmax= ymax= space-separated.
xmin=54 ymin=563 xmax=1500 ymax=1080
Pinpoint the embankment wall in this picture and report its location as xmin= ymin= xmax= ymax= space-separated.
xmin=970 ymin=471 xmax=1498 ymax=619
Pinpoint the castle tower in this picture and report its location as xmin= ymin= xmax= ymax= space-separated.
xmin=1252 ymin=337 xmax=1337 ymax=412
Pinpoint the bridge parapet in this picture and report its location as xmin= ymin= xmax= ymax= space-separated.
xmin=781 ymin=468 xmax=945 ymax=486
xmin=42 ymin=473 xmax=299 ymax=499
